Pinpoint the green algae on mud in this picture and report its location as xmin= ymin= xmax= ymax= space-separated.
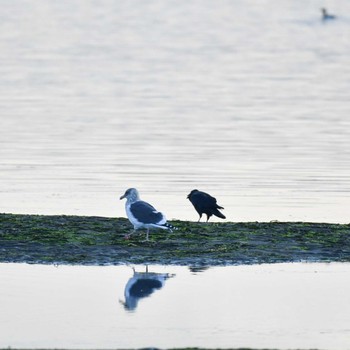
xmin=0 ymin=213 xmax=349 ymax=265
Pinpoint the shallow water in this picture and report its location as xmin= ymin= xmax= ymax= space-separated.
xmin=1 ymin=262 xmax=350 ymax=349
xmin=1 ymin=0 xmax=350 ymax=223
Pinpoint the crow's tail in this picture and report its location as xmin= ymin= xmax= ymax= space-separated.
xmin=213 ymin=209 xmax=226 ymax=219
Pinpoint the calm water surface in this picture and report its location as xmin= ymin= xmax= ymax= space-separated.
xmin=0 ymin=262 xmax=350 ymax=349
xmin=1 ymin=0 xmax=350 ymax=222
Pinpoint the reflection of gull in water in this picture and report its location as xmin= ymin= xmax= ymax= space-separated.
xmin=120 ymin=266 xmax=175 ymax=311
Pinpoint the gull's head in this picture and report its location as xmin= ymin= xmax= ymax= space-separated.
xmin=120 ymin=188 xmax=140 ymax=202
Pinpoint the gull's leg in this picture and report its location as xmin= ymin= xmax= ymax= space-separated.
xmin=125 ymin=228 xmax=136 ymax=239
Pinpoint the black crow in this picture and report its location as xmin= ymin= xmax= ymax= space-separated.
xmin=187 ymin=189 xmax=226 ymax=222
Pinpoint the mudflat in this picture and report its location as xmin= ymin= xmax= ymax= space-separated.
xmin=0 ymin=213 xmax=349 ymax=266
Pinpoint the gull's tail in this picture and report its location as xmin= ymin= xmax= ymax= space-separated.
xmin=158 ymin=222 xmax=178 ymax=232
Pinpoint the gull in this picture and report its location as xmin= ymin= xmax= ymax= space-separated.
xmin=120 ymin=188 xmax=175 ymax=241
xmin=321 ymin=8 xmax=336 ymax=20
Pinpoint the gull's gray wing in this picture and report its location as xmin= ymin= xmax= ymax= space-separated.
xmin=130 ymin=201 xmax=165 ymax=224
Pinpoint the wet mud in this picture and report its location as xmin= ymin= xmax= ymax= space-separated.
xmin=0 ymin=213 xmax=349 ymax=266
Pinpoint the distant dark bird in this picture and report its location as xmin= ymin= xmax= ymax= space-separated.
xmin=321 ymin=8 xmax=336 ymax=20
xmin=120 ymin=188 xmax=175 ymax=241
xmin=187 ymin=189 xmax=226 ymax=222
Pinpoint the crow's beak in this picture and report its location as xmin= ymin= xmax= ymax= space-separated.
xmin=120 ymin=194 xmax=125 ymax=200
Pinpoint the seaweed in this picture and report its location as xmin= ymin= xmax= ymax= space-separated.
xmin=0 ymin=213 xmax=349 ymax=265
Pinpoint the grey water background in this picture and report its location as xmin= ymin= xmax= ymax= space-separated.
xmin=1 ymin=0 xmax=350 ymax=223
xmin=1 ymin=262 xmax=350 ymax=349
xmin=1 ymin=3 xmax=350 ymax=349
